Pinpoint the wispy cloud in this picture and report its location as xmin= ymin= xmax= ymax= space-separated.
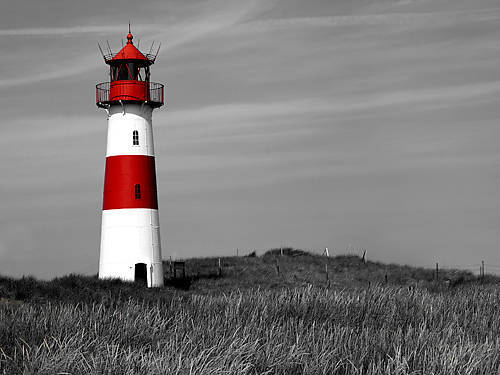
xmin=5 ymin=79 xmax=496 ymax=146
xmin=235 ymin=8 xmax=500 ymax=32
xmin=0 ymin=0 xmax=267 ymax=88
xmin=164 ymin=81 xmax=500 ymax=130
xmin=151 ymin=0 xmax=272 ymax=54
xmin=0 ymin=25 xmax=126 ymax=36
xmin=0 ymin=57 xmax=97 ymax=87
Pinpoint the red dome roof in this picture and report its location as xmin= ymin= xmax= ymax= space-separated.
xmin=111 ymin=33 xmax=148 ymax=62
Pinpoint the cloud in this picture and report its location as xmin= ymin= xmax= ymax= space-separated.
xmin=0 ymin=0 xmax=268 ymax=88
xmin=163 ymin=81 xmax=500 ymax=131
xmin=0 ymin=25 xmax=127 ymax=36
xmin=0 ymin=57 xmax=97 ymax=87
xmin=151 ymin=0 xmax=273 ymax=54
xmin=234 ymin=8 xmax=500 ymax=32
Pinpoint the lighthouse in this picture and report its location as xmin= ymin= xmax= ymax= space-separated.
xmin=96 ymin=30 xmax=164 ymax=287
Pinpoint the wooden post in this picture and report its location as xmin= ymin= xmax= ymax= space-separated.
xmin=435 ymin=263 xmax=439 ymax=281
xmin=280 ymin=247 xmax=283 ymax=256
xmin=218 ymin=257 xmax=222 ymax=277
xmin=385 ymin=274 xmax=388 ymax=284
xmin=275 ymin=259 xmax=280 ymax=276
xmin=362 ymin=250 xmax=366 ymax=263
xmin=236 ymin=248 xmax=239 ymax=257
xmin=325 ymin=264 xmax=329 ymax=281
xmin=481 ymin=260 xmax=485 ymax=281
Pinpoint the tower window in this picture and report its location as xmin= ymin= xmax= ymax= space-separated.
xmin=132 ymin=130 xmax=139 ymax=146
xmin=135 ymin=184 xmax=141 ymax=199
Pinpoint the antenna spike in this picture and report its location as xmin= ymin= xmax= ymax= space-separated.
xmin=129 ymin=20 xmax=131 ymax=34
xmin=106 ymin=40 xmax=112 ymax=55
xmin=148 ymin=41 xmax=155 ymax=56
xmin=98 ymin=43 xmax=106 ymax=60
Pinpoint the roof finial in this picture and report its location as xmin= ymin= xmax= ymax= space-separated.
xmin=127 ymin=21 xmax=133 ymax=44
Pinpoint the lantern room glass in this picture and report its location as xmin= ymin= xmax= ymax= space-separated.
xmin=111 ymin=64 xmax=149 ymax=82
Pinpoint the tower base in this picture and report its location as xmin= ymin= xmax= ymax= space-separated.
xmin=99 ymin=208 xmax=164 ymax=287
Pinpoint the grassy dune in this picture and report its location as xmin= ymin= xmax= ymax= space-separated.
xmin=1 ymin=251 xmax=499 ymax=374
xmin=171 ymin=250 xmax=478 ymax=292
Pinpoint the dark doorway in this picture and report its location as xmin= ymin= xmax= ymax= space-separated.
xmin=134 ymin=263 xmax=147 ymax=286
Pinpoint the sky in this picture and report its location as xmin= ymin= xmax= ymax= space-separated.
xmin=0 ymin=0 xmax=499 ymax=279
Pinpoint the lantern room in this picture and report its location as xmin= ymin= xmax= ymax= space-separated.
xmin=96 ymin=32 xmax=164 ymax=108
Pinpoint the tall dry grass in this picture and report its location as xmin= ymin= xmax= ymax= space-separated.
xmin=2 ymin=284 xmax=500 ymax=374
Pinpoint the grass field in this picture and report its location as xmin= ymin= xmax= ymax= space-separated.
xmin=1 ymin=250 xmax=499 ymax=374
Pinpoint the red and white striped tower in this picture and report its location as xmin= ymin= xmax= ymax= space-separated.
xmin=96 ymin=30 xmax=164 ymax=287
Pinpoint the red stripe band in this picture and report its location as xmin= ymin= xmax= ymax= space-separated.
xmin=103 ymin=155 xmax=158 ymax=210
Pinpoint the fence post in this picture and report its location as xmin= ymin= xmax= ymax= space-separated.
xmin=362 ymin=250 xmax=366 ymax=263
xmin=435 ymin=263 xmax=439 ymax=281
xmin=280 ymin=247 xmax=283 ymax=256
xmin=385 ymin=274 xmax=388 ymax=284
xmin=275 ymin=259 xmax=280 ymax=276
xmin=218 ymin=257 xmax=222 ymax=277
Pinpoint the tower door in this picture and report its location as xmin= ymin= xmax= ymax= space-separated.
xmin=134 ymin=263 xmax=147 ymax=285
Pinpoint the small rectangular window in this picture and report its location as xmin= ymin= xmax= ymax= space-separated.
xmin=132 ymin=130 xmax=139 ymax=146
xmin=135 ymin=184 xmax=141 ymax=199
